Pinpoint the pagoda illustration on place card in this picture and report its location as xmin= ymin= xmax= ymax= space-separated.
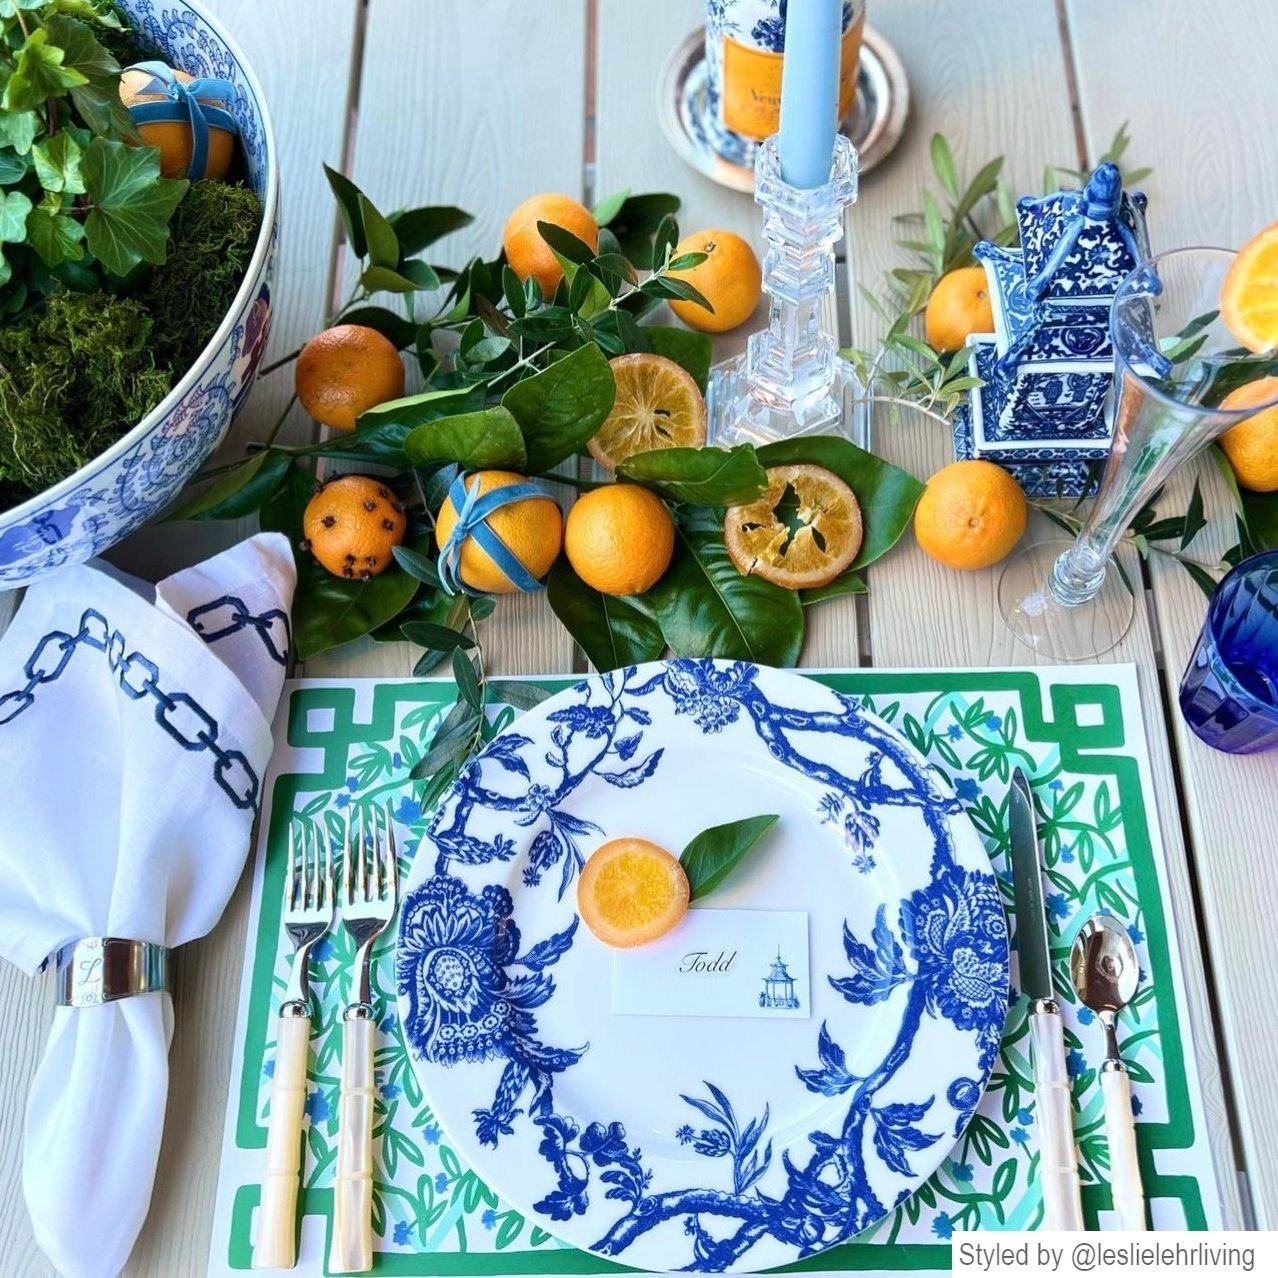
xmin=759 ymin=947 xmax=801 ymax=1010
xmin=951 ymin=162 xmax=1152 ymax=498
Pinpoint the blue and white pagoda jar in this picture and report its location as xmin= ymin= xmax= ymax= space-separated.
xmin=703 ymin=0 xmax=866 ymax=166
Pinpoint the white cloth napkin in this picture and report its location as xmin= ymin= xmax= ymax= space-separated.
xmin=0 ymin=533 xmax=296 ymax=1278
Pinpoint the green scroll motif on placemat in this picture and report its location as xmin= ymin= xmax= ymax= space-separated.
xmin=218 ymin=669 xmax=1218 ymax=1275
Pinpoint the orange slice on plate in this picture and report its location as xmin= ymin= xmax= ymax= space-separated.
xmin=577 ymin=837 xmax=690 ymax=948
xmin=723 ymin=463 xmax=863 ymax=590
xmin=587 ymin=353 xmax=707 ymax=471
xmin=1221 ymin=221 xmax=1278 ymax=352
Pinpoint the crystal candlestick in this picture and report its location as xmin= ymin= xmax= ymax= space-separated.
xmin=707 ymin=134 xmax=865 ymax=447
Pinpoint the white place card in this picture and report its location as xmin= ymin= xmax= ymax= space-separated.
xmin=611 ymin=908 xmax=810 ymax=1019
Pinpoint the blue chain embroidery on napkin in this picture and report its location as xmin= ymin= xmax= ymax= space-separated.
xmin=186 ymin=596 xmax=290 ymax=666
xmin=0 ymin=608 xmax=260 ymax=810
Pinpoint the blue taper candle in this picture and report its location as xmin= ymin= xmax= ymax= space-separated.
xmin=777 ymin=0 xmax=843 ymax=188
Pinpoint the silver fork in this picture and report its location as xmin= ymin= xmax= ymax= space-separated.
xmin=330 ymin=804 xmax=398 ymax=1274
xmin=255 ymin=822 xmax=333 ymax=1270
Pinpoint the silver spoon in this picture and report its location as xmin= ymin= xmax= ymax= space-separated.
xmin=1070 ymin=914 xmax=1146 ymax=1231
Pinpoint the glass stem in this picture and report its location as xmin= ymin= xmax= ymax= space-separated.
xmin=1051 ymin=398 xmax=1177 ymax=607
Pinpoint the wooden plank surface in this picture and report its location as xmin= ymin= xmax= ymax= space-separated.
xmin=841 ymin=0 xmax=1243 ymax=1224
xmin=594 ymin=0 xmax=860 ymax=666
xmin=0 ymin=0 xmax=1266 ymax=1270
xmin=1066 ymin=0 xmax=1278 ymax=1225
xmin=307 ymin=0 xmax=591 ymax=681
xmin=0 ymin=3 xmax=363 ymax=1274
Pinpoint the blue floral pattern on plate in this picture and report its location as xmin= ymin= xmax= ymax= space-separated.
xmin=397 ymin=660 xmax=1008 ymax=1272
xmin=0 ymin=0 xmax=278 ymax=587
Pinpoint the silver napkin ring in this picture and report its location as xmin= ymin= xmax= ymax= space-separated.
xmin=55 ymin=937 xmax=170 ymax=1007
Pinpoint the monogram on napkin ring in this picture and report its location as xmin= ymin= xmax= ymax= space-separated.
xmin=55 ymin=937 xmax=170 ymax=1007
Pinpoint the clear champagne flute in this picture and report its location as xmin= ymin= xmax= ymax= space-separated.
xmin=999 ymin=247 xmax=1278 ymax=660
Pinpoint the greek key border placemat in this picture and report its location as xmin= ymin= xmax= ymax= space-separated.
xmin=209 ymin=665 xmax=1224 ymax=1276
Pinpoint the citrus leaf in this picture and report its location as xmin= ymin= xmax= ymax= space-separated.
xmin=167 ymin=449 xmax=292 ymax=521
xmin=501 ymin=343 xmax=615 ymax=472
xmin=359 ymin=193 xmax=400 ymax=269
xmin=644 ymin=509 xmax=804 ymax=666
xmin=755 ymin=436 xmax=924 ymax=572
xmin=546 ymin=559 xmax=664 ymax=672
xmin=293 ymin=562 xmax=419 ymax=661
xmin=404 ymin=406 xmax=527 ymax=470
xmin=338 ymin=305 xmax=419 ymax=348
xmin=638 ymin=324 xmax=712 ymax=392
xmin=390 ymin=204 xmax=472 ymax=256
xmin=801 ymin=571 xmax=868 ymax=606
xmin=617 ymin=445 xmax=767 ymax=506
xmin=324 ymin=163 xmax=368 ymax=258
xmin=81 ymin=137 xmax=187 ymax=275
xmin=680 ymin=814 xmax=779 ymax=902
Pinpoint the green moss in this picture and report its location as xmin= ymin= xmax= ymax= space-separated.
xmin=0 ymin=182 xmax=261 ymax=510
xmin=0 ymin=291 xmax=173 ymax=501
xmin=141 ymin=180 xmax=263 ymax=372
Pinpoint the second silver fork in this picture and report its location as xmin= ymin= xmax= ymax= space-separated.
xmin=330 ymin=805 xmax=398 ymax=1274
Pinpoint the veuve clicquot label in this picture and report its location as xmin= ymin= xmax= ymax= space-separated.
xmin=718 ymin=2 xmax=865 ymax=142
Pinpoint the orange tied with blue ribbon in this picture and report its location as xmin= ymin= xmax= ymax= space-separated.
xmin=120 ymin=61 xmax=239 ymax=181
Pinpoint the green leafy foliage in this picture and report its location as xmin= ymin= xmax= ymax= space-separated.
xmin=546 ymin=558 xmax=664 ymax=672
xmin=680 ymin=814 xmax=779 ymax=901
xmin=0 ymin=2 xmax=181 ymax=313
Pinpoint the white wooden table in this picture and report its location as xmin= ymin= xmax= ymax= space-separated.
xmin=1 ymin=1 xmax=1276 ymax=1271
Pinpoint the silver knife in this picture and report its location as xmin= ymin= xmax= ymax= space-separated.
xmin=1009 ymin=767 xmax=1085 ymax=1231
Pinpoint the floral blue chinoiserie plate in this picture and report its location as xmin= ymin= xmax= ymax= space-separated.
xmin=396 ymin=660 xmax=1009 ymax=1273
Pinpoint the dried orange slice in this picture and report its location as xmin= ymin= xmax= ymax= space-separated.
xmin=1221 ymin=221 xmax=1278 ymax=352
xmin=587 ymin=353 xmax=707 ymax=471
xmin=577 ymin=837 xmax=690 ymax=949
xmin=723 ymin=463 xmax=863 ymax=590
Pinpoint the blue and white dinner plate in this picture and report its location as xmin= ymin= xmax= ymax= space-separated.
xmin=396 ymin=660 xmax=1009 ymax=1272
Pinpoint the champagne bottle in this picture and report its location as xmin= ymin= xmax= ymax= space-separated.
xmin=705 ymin=0 xmax=865 ymax=148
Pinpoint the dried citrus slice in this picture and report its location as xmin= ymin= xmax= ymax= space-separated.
xmin=577 ymin=837 xmax=690 ymax=949
xmin=1221 ymin=221 xmax=1278 ymax=352
xmin=724 ymin=463 xmax=863 ymax=590
xmin=587 ymin=353 xmax=707 ymax=471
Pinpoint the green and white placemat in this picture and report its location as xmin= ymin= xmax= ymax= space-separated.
xmin=209 ymin=665 xmax=1224 ymax=1276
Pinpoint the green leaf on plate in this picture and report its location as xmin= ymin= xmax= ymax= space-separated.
xmin=617 ymin=445 xmax=767 ymax=507
xmin=81 ymin=137 xmax=187 ymax=276
xmin=501 ymin=342 xmax=615 ymax=472
xmin=755 ymin=436 xmax=925 ymax=572
xmin=546 ymin=558 xmax=665 ymax=672
xmin=644 ymin=509 xmax=804 ymax=666
xmin=404 ymin=405 xmax=527 ymax=470
xmin=680 ymin=814 xmax=779 ymax=902
xmin=638 ymin=324 xmax=713 ymax=392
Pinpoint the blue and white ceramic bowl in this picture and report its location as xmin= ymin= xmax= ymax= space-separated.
xmin=0 ymin=0 xmax=279 ymax=588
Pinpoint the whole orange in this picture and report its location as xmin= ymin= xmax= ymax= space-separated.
xmin=295 ymin=324 xmax=406 ymax=433
xmin=1219 ymin=376 xmax=1278 ymax=492
xmin=924 ymin=265 xmax=995 ymax=353
xmin=665 ymin=229 xmax=762 ymax=333
xmin=302 ymin=475 xmax=407 ymax=579
xmin=914 ymin=460 xmax=1027 ymax=571
xmin=564 ymin=485 xmax=675 ymax=596
xmin=434 ymin=470 xmax=563 ymax=594
xmin=503 ymin=194 xmax=600 ymax=299
xmin=119 ymin=66 xmax=235 ymax=180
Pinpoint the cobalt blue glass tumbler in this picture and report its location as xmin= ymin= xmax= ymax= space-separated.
xmin=1179 ymin=550 xmax=1278 ymax=754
